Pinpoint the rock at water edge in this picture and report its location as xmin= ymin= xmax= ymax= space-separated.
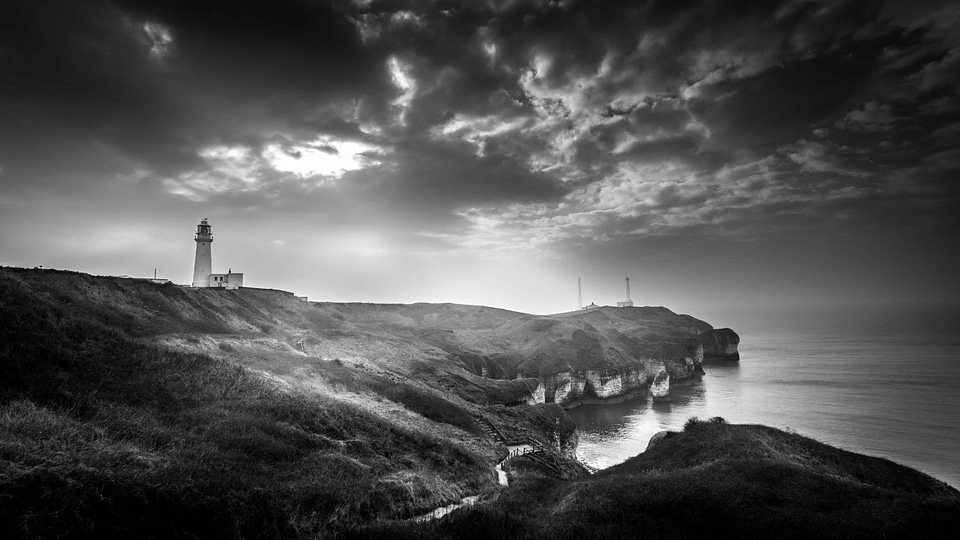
xmin=700 ymin=328 xmax=740 ymax=361
xmin=650 ymin=368 xmax=670 ymax=400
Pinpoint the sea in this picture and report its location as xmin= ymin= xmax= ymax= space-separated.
xmin=567 ymin=304 xmax=960 ymax=489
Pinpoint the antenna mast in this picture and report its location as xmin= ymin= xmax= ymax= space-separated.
xmin=625 ymin=276 xmax=631 ymax=302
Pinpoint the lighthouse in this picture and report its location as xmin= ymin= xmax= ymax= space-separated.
xmin=192 ymin=218 xmax=213 ymax=287
xmin=191 ymin=218 xmax=243 ymax=289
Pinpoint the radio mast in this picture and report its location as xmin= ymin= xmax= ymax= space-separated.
xmin=617 ymin=276 xmax=634 ymax=308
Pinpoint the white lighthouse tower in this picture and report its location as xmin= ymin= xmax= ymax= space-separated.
xmin=192 ymin=218 xmax=213 ymax=287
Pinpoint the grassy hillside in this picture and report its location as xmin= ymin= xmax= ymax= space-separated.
xmin=0 ymin=267 xmax=713 ymax=401
xmin=0 ymin=270 xmax=499 ymax=538
xmin=366 ymin=419 xmax=960 ymax=539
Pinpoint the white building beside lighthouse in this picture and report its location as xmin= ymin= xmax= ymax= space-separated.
xmin=192 ymin=218 xmax=243 ymax=289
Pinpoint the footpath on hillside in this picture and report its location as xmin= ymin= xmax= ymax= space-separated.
xmin=412 ymin=417 xmax=546 ymax=521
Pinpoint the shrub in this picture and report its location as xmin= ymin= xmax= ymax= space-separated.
xmin=258 ymin=323 xmax=275 ymax=334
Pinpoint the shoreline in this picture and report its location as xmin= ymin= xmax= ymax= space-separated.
xmin=555 ymin=373 xmax=704 ymax=410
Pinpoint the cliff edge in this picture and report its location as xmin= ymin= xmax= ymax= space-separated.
xmin=700 ymin=327 xmax=741 ymax=361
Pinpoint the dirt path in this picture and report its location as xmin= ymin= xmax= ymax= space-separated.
xmin=411 ymin=419 xmax=546 ymax=522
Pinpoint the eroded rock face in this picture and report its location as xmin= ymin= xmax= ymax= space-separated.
xmin=552 ymin=375 xmax=583 ymax=404
xmin=650 ymin=368 xmax=670 ymax=399
xmin=660 ymin=341 xmax=705 ymax=378
xmin=558 ymin=426 xmax=579 ymax=460
xmin=539 ymin=341 xmax=705 ymax=406
xmin=543 ymin=365 xmax=664 ymax=405
xmin=584 ymin=369 xmax=627 ymax=398
xmin=526 ymin=381 xmax=546 ymax=405
xmin=700 ymin=328 xmax=741 ymax=361
xmin=545 ymin=369 xmax=638 ymax=405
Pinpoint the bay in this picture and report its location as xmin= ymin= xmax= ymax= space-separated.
xmin=567 ymin=304 xmax=960 ymax=489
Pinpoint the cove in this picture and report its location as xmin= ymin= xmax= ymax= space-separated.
xmin=566 ymin=365 xmax=743 ymax=470
xmin=566 ymin=307 xmax=960 ymax=491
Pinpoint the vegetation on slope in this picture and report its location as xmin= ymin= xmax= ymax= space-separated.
xmin=0 ymin=267 xmax=711 ymax=404
xmin=0 ymin=271 xmax=495 ymax=538
xmin=364 ymin=419 xmax=960 ymax=539
xmin=312 ymin=360 xmax=481 ymax=434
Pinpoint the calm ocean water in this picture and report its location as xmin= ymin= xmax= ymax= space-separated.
xmin=567 ymin=305 xmax=960 ymax=489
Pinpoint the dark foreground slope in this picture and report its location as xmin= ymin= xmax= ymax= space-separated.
xmin=367 ymin=419 xmax=960 ymax=539
xmin=0 ymin=271 xmax=499 ymax=538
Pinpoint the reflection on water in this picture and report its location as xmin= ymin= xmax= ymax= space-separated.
xmin=568 ymin=368 xmax=744 ymax=470
xmin=566 ymin=308 xmax=960 ymax=489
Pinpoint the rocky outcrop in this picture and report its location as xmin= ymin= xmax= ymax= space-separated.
xmin=660 ymin=340 xmax=705 ymax=378
xmin=650 ymin=368 xmax=670 ymax=400
xmin=699 ymin=328 xmax=740 ymax=361
xmin=538 ymin=339 xmax=705 ymax=406
xmin=525 ymin=381 xmax=546 ymax=405
xmin=557 ymin=424 xmax=579 ymax=461
xmin=544 ymin=367 xmax=650 ymax=406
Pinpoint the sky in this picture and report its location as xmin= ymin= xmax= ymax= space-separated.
xmin=2 ymin=0 xmax=959 ymax=318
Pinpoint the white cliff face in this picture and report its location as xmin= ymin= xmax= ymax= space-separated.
xmin=650 ymin=368 xmax=670 ymax=399
xmin=537 ymin=343 xmax=706 ymax=406
xmin=526 ymin=381 xmax=546 ymax=405
xmin=547 ymin=367 xmax=655 ymax=405
xmin=690 ymin=343 xmax=704 ymax=363
xmin=552 ymin=373 xmax=585 ymax=404
xmin=585 ymin=370 xmax=624 ymax=398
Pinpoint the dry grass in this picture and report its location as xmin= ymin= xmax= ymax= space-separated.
xmin=0 ymin=270 xmax=497 ymax=538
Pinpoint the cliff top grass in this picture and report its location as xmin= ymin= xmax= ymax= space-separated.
xmin=0 ymin=266 xmax=713 ymax=388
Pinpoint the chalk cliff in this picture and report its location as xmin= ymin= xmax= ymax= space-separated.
xmin=427 ymin=307 xmax=717 ymax=406
xmin=545 ymin=367 xmax=650 ymax=406
xmin=700 ymin=328 xmax=741 ymax=361
xmin=516 ymin=342 xmax=705 ymax=406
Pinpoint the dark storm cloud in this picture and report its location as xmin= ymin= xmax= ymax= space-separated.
xmin=2 ymin=0 xmax=959 ymax=283
xmin=691 ymin=52 xmax=876 ymax=156
xmin=378 ymin=137 xmax=569 ymax=204
xmin=0 ymin=0 xmax=379 ymax=179
xmin=0 ymin=1 xmax=199 ymax=179
xmin=619 ymin=135 xmax=701 ymax=163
